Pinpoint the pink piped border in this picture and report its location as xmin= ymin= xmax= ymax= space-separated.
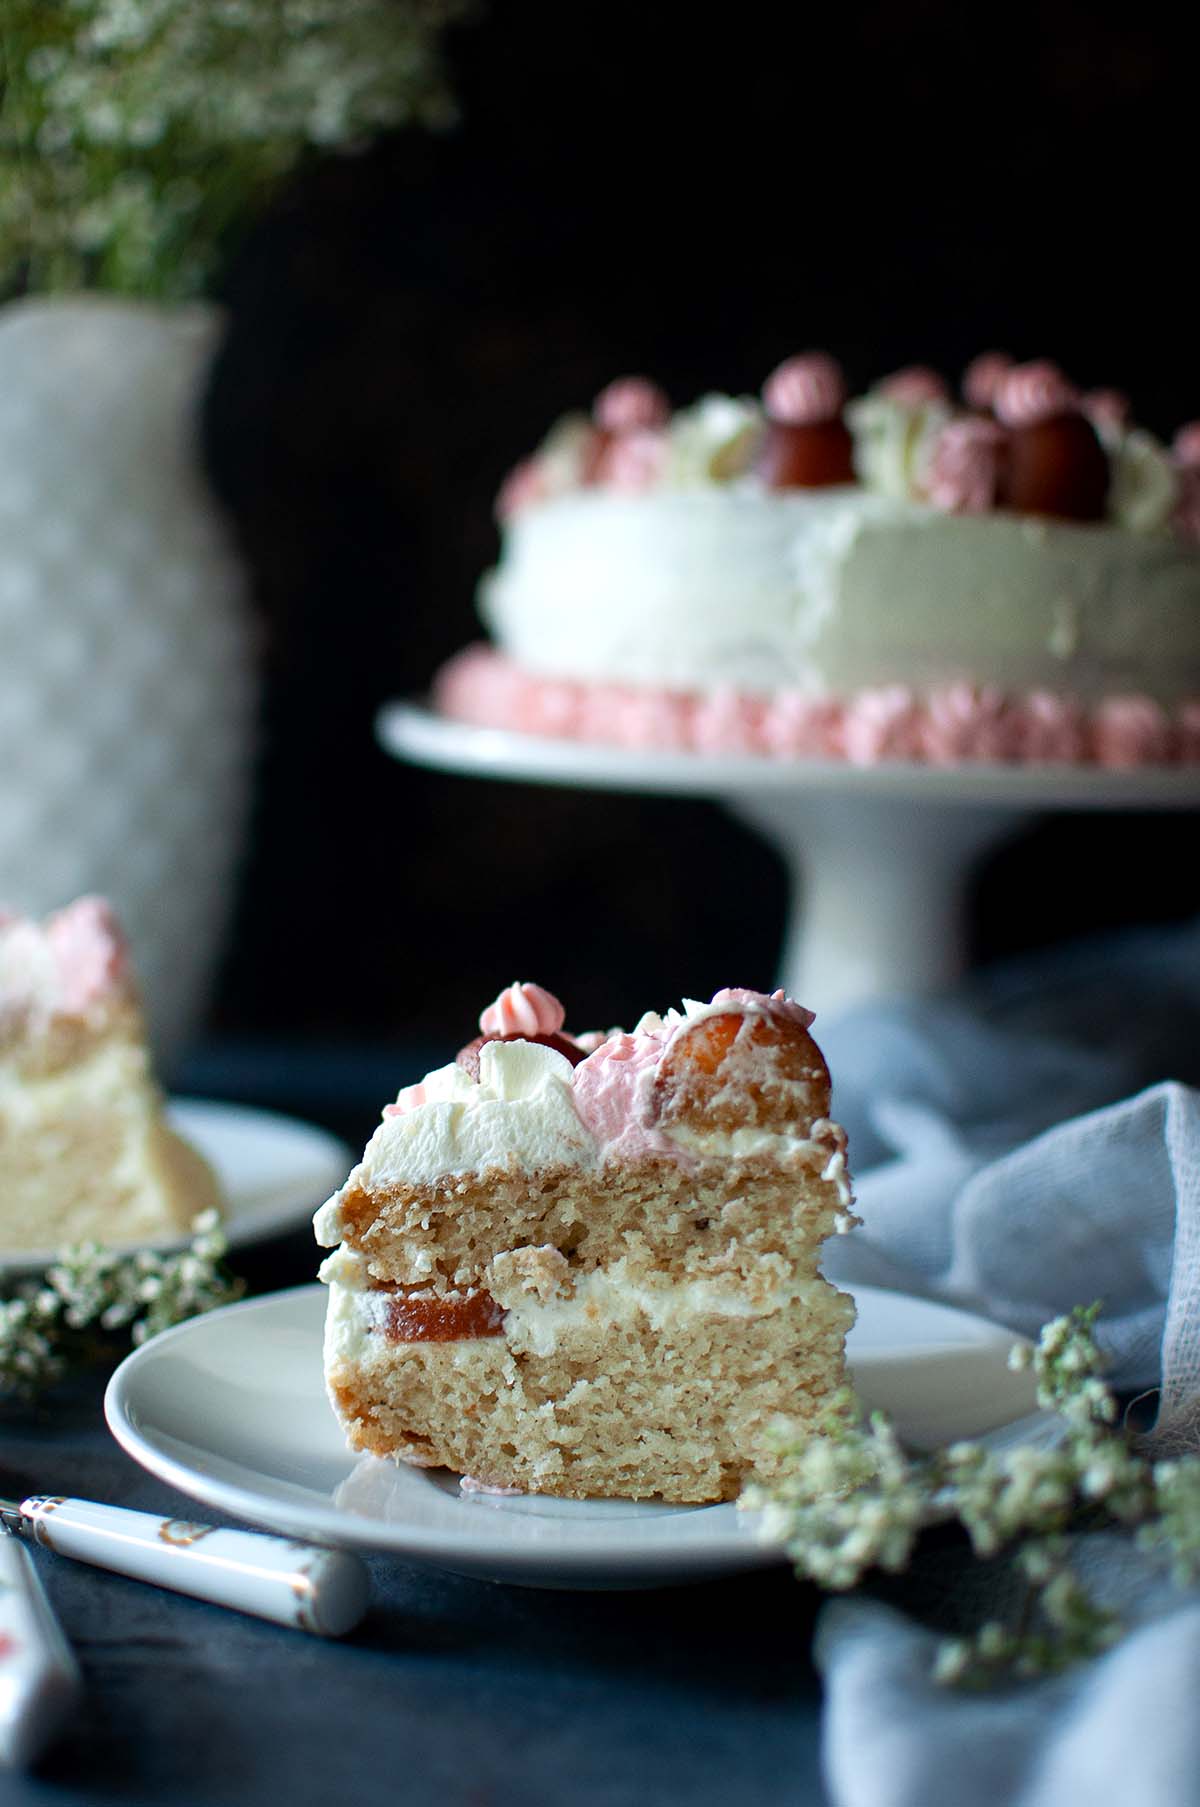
xmin=434 ymin=645 xmax=1200 ymax=769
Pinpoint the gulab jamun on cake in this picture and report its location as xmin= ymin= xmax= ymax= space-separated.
xmin=0 ymin=897 xmax=222 ymax=1251
xmin=436 ymin=355 xmax=1200 ymax=766
xmin=314 ymin=982 xmax=855 ymax=1503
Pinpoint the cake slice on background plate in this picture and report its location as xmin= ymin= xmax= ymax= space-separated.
xmin=315 ymin=982 xmax=855 ymax=1503
xmin=0 ymin=896 xmax=222 ymax=1253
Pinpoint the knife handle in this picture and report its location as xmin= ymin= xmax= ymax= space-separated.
xmin=0 ymin=1531 xmax=82 ymax=1770
xmin=19 ymin=1497 xmax=368 ymax=1638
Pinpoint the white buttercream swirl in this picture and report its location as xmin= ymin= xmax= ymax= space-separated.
xmin=847 ymin=391 xmax=950 ymax=500
xmin=1108 ymin=429 xmax=1179 ymax=534
xmin=313 ymin=1040 xmax=598 ymax=1244
xmin=663 ymin=395 xmax=762 ymax=485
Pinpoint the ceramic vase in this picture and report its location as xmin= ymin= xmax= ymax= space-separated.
xmin=0 ymin=297 xmax=256 ymax=1059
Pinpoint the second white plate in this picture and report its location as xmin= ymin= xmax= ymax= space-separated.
xmin=105 ymin=1282 xmax=1041 ymax=1589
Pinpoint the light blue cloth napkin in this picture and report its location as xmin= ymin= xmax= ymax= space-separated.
xmin=811 ymin=918 xmax=1200 ymax=1807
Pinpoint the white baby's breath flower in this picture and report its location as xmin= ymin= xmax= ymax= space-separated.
xmin=932 ymin=1640 xmax=972 ymax=1685
xmin=0 ymin=0 xmax=473 ymax=298
xmin=2 ymin=1214 xmax=241 ymax=1398
xmin=742 ymin=1300 xmax=1200 ymax=1688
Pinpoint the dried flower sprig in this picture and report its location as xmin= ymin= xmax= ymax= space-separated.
xmin=0 ymin=1208 xmax=243 ymax=1398
xmin=743 ymin=1304 xmax=1200 ymax=1684
xmin=0 ymin=0 xmax=474 ymax=299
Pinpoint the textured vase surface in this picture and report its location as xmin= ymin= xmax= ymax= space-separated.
xmin=0 ymin=297 xmax=256 ymax=1059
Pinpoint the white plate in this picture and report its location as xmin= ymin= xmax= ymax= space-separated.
xmin=105 ymin=1282 xmax=1042 ymax=1589
xmin=379 ymin=698 xmax=1200 ymax=807
xmin=1 ymin=1099 xmax=352 ymax=1276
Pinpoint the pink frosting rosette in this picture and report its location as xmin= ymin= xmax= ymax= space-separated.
xmin=962 ymin=352 xmax=1013 ymax=411
xmin=921 ymin=684 xmax=1015 ymax=763
xmin=480 ymin=982 xmax=566 ymax=1039
xmin=1 ymin=896 xmax=130 ymax=1021
xmin=606 ymin=687 xmax=693 ymax=750
xmin=690 ymin=689 xmax=769 ymax=755
xmin=762 ymin=353 xmax=846 ymax=425
xmin=512 ymin=676 xmax=583 ymax=740
xmin=923 ymin=417 xmax=1006 ymax=515
xmin=840 ymin=687 xmax=926 ymax=764
xmin=593 ymin=377 xmax=670 ymax=433
xmin=993 ymin=360 xmax=1081 ymax=428
xmin=48 ymin=898 xmax=129 ymax=1014
xmin=1176 ymin=702 xmax=1200 ymax=762
xmin=878 ymin=366 xmax=950 ymax=408
xmin=1018 ymin=692 xmax=1088 ymax=764
xmin=1092 ymin=698 xmax=1173 ymax=768
xmin=434 ymin=644 xmax=523 ymax=727
xmin=1172 ymin=423 xmax=1200 ymax=467
xmin=1172 ymin=466 xmax=1200 ymax=545
xmin=761 ymin=693 xmax=844 ymax=759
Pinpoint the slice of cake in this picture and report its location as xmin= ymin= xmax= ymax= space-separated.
xmin=315 ymin=983 xmax=855 ymax=1502
xmin=0 ymin=897 xmax=222 ymax=1252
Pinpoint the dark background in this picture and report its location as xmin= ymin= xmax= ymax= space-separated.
xmin=198 ymin=0 xmax=1200 ymax=1064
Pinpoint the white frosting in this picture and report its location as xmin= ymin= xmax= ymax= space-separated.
xmin=480 ymin=487 xmax=1200 ymax=704
xmin=0 ymin=920 xmax=60 ymax=1013
xmin=847 ymin=392 xmax=950 ymax=500
xmin=318 ymin=1246 xmax=368 ymax=1288
xmin=324 ymin=1274 xmax=388 ymax=1369
xmin=1108 ymin=429 xmax=1180 ymax=535
xmin=664 ymin=394 xmax=762 ymax=484
xmin=313 ymin=1040 xmax=598 ymax=1244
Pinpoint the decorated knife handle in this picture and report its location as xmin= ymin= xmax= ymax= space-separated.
xmin=20 ymin=1498 xmax=368 ymax=1638
xmin=0 ymin=1531 xmax=82 ymax=1771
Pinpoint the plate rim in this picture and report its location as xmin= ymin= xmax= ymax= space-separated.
xmin=103 ymin=1279 xmax=1037 ymax=1578
xmin=379 ymin=697 xmax=1200 ymax=809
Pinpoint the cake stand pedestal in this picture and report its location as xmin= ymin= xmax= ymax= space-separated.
xmin=378 ymin=702 xmax=1200 ymax=1017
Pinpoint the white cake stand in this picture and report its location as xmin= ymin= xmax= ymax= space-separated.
xmin=378 ymin=701 xmax=1200 ymax=1016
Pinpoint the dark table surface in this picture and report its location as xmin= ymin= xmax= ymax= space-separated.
xmin=2 ymin=1041 xmax=830 ymax=1807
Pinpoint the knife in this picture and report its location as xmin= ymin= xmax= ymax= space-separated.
xmin=0 ymin=1523 xmax=82 ymax=1770
xmin=1 ymin=1493 xmax=368 ymax=1639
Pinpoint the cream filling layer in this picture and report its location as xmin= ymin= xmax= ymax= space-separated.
xmin=662 ymin=1116 xmax=853 ymax=1209
xmin=321 ymin=1254 xmax=833 ymax=1367
xmin=498 ymin=1264 xmax=828 ymax=1358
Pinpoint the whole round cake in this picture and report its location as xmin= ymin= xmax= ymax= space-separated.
xmin=436 ymin=354 xmax=1200 ymax=765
